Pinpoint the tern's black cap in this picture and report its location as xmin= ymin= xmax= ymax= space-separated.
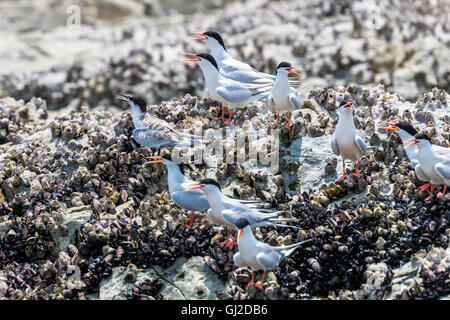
xmin=196 ymin=53 xmax=219 ymax=70
xmin=395 ymin=121 xmax=418 ymax=136
xmin=117 ymin=93 xmax=147 ymax=113
xmin=414 ymin=132 xmax=432 ymax=142
xmin=203 ymin=31 xmax=227 ymax=51
xmin=339 ymin=100 xmax=352 ymax=108
xmin=235 ymin=218 xmax=250 ymax=229
xmin=276 ymin=62 xmax=292 ymax=74
xmin=199 ymin=178 xmax=221 ymax=190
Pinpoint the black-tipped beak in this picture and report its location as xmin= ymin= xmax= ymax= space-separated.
xmin=116 ymin=93 xmax=132 ymax=103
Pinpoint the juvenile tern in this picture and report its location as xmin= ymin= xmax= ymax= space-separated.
xmin=267 ymin=62 xmax=302 ymax=130
xmin=184 ymin=53 xmax=269 ymax=125
xmin=231 ymin=218 xmax=312 ymax=289
xmin=331 ymin=100 xmax=367 ymax=181
xmin=117 ymin=93 xmax=209 ymax=148
xmin=406 ymin=133 xmax=449 ymax=198
xmin=185 ymin=178 xmax=295 ymax=249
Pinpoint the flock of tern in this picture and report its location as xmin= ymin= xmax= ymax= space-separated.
xmin=116 ymin=31 xmax=450 ymax=289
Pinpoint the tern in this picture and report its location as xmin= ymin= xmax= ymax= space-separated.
xmin=231 ymin=218 xmax=312 ymax=289
xmin=379 ymin=120 xmax=450 ymax=192
xmin=331 ymin=100 xmax=367 ymax=181
xmin=185 ymin=178 xmax=295 ymax=249
xmin=406 ymin=133 xmax=449 ymax=199
xmin=188 ymin=31 xmax=275 ymax=84
xmin=146 ymin=155 xmax=266 ymax=227
xmin=145 ymin=154 xmax=210 ymax=227
xmin=117 ymin=93 xmax=209 ymax=148
xmin=267 ymin=62 xmax=302 ymax=130
xmin=184 ymin=53 xmax=270 ymax=125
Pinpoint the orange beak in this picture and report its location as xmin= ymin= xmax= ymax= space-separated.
xmin=378 ymin=120 xmax=399 ymax=131
xmin=287 ymin=66 xmax=301 ymax=76
xmin=405 ymin=138 xmax=419 ymax=148
xmin=147 ymin=156 xmax=165 ymax=164
xmin=188 ymin=32 xmax=208 ymax=41
xmin=344 ymin=102 xmax=351 ymax=109
xmin=183 ymin=52 xmax=201 ymax=62
xmin=379 ymin=127 xmax=399 ymax=131
xmin=379 ymin=120 xmax=396 ymax=126
xmin=185 ymin=182 xmax=204 ymax=191
xmin=237 ymin=230 xmax=243 ymax=242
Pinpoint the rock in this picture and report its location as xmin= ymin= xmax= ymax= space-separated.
xmin=50 ymin=205 xmax=92 ymax=253
xmin=99 ymin=257 xmax=232 ymax=300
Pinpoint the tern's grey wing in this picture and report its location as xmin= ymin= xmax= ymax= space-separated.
xmin=132 ymin=128 xmax=177 ymax=148
xmin=435 ymin=162 xmax=450 ymax=182
xmin=354 ymin=134 xmax=367 ymax=155
xmin=216 ymin=84 xmax=252 ymax=104
xmin=331 ymin=134 xmax=340 ymax=156
xmin=434 ymin=145 xmax=450 ymax=158
xmin=414 ymin=163 xmax=428 ymax=182
xmin=255 ymin=248 xmax=281 ymax=271
xmin=171 ymin=190 xmax=210 ymax=212
xmin=288 ymin=91 xmax=302 ymax=109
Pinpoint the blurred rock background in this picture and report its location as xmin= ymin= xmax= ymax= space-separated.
xmin=0 ymin=0 xmax=448 ymax=111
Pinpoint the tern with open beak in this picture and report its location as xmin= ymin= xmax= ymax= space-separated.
xmin=185 ymin=178 xmax=296 ymax=249
xmin=144 ymin=154 xmax=210 ymax=227
xmin=379 ymin=120 xmax=450 ymax=192
xmin=146 ymin=154 xmax=267 ymax=227
xmin=230 ymin=218 xmax=312 ymax=290
xmin=117 ymin=93 xmax=209 ymax=148
xmin=184 ymin=53 xmax=270 ymax=126
xmin=188 ymin=31 xmax=275 ymax=84
xmin=331 ymin=100 xmax=367 ymax=181
xmin=405 ymin=133 xmax=449 ymax=199
xmin=267 ymin=62 xmax=302 ymax=130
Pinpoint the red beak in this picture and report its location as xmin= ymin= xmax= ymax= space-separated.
xmin=147 ymin=156 xmax=165 ymax=164
xmin=188 ymin=32 xmax=208 ymax=41
xmin=185 ymin=182 xmax=204 ymax=191
xmin=183 ymin=52 xmax=201 ymax=62
xmin=405 ymin=138 xmax=419 ymax=148
xmin=344 ymin=102 xmax=351 ymax=109
xmin=287 ymin=66 xmax=301 ymax=76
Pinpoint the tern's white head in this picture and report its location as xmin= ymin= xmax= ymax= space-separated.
xmin=185 ymin=178 xmax=222 ymax=196
xmin=275 ymin=62 xmax=300 ymax=78
xmin=116 ymin=93 xmax=147 ymax=114
xmin=406 ymin=133 xmax=433 ymax=150
xmin=338 ymin=100 xmax=354 ymax=116
xmin=379 ymin=120 xmax=418 ymax=142
xmin=184 ymin=52 xmax=220 ymax=82
xmin=189 ymin=31 xmax=227 ymax=57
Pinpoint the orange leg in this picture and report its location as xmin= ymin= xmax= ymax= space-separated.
xmin=245 ymin=272 xmax=255 ymax=289
xmin=420 ymin=182 xmax=431 ymax=192
xmin=186 ymin=214 xmax=195 ymax=228
xmin=352 ymin=160 xmax=361 ymax=178
xmin=338 ymin=160 xmax=348 ymax=181
xmin=255 ymin=272 xmax=266 ymax=289
xmin=437 ymin=185 xmax=447 ymax=199
xmin=223 ymin=109 xmax=233 ymax=125
xmin=226 ymin=230 xmax=239 ymax=249
xmin=273 ymin=113 xmax=280 ymax=129
xmin=219 ymin=228 xmax=230 ymax=248
xmin=215 ymin=106 xmax=226 ymax=120
xmin=284 ymin=113 xmax=292 ymax=130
